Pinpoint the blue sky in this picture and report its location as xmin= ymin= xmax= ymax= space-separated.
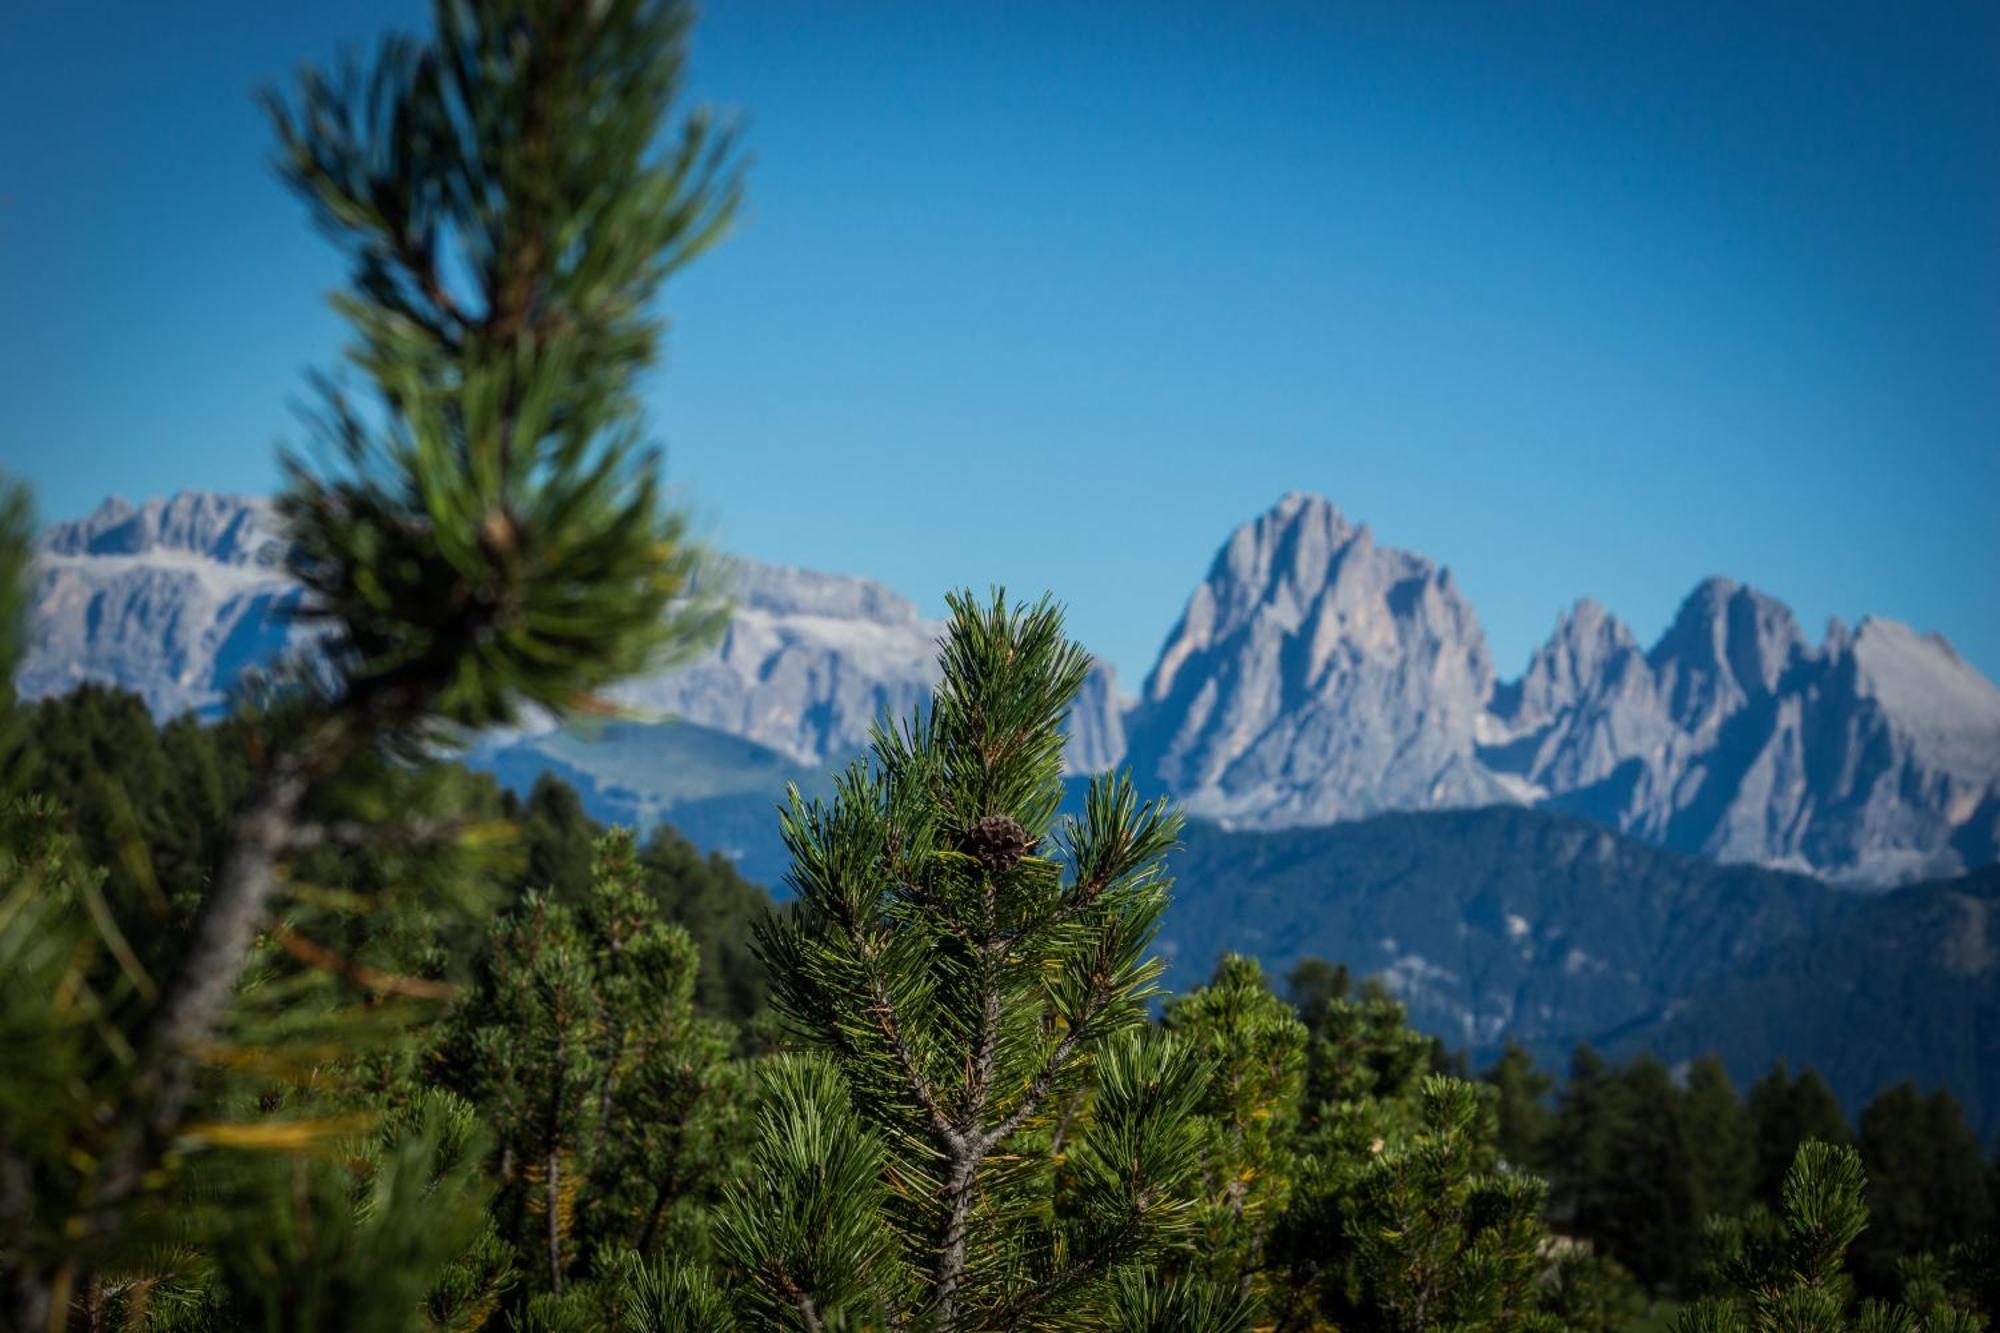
xmin=3 ymin=1 xmax=1996 ymax=686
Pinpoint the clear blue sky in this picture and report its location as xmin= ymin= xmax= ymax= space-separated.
xmin=3 ymin=1 xmax=1996 ymax=687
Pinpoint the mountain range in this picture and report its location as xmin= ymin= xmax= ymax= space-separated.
xmin=27 ymin=489 xmax=1999 ymax=887
xmin=20 ymin=488 xmax=2000 ymax=1130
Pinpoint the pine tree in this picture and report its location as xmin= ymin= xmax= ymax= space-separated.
xmin=437 ymin=829 xmax=742 ymax=1305
xmin=1282 ymin=1077 xmax=1563 ymax=1333
xmin=636 ymin=823 xmax=774 ymax=1023
xmin=1262 ymin=978 xmax=1603 ymax=1332
xmin=696 ymin=590 xmax=1212 ymax=1329
xmin=1853 ymin=1085 xmax=1996 ymax=1295
xmin=1747 ymin=1062 xmax=1852 ymax=1205
xmin=1684 ymin=1056 xmax=1756 ymax=1232
xmin=1160 ymin=953 xmax=1308 ymax=1315
xmin=1 ymin=0 xmax=740 ymax=1321
xmin=1291 ymin=968 xmax=1434 ymax=1131
xmin=1674 ymin=1141 xmax=1980 ymax=1333
xmin=1484 ymin=1040 xmax=1555 ymax=1174
xmin=1549 ymin=1050 xmax=1707 ymax=1293
xmin=132 ymin=1090 xmax=509 ymax=1332
xmin=517 ymin=775 xmax=600 ymax=904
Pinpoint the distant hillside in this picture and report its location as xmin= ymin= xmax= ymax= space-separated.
xmin=1151 ymin=806 xmax=2000 ymax=1136
xmin=1638 ymin=864 xmax=2000 ymax=1134
xmin=474 ymin=718 xmax=832 ymax=888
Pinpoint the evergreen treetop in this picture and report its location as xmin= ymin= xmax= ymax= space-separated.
xmin=724 ymin=589 xmax=1211 ymax=1329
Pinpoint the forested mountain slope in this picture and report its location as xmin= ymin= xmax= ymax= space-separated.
xmin=1153 ymin=806 xmax=2000 ymax=1135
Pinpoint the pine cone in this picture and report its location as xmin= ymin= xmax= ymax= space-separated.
xmin=958 ymin=814 xmax=1036 ymax=871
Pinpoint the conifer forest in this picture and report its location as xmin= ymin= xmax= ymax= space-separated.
xmin=1 ymin=3 xmax=1994 ymax=1330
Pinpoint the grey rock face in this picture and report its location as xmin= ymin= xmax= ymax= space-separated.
xmin=1479 ymin=582 xmax=2000 ymax=886
xmin=608 ymin=556 xmax=1127 ymax=772
xmin=607 ymin=554 xmax=944 ymax=766
xmin=23 ymin=494 xmax=310 ymax=718
xmin=1063 ymin=660 xmax=1129 ymax=777
xmin=1480 ymin=598 xmax=1672 ymax=796
xmin=1122 ymin=492 xmax=1507 ymax=825
xmin=1121 ymin=494 xmax=1999 ymax=885
xmin=22 ymin=493 xmax=1126 ymax=775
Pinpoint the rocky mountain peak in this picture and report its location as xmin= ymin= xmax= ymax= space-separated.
xmin=20 ymin=488 xmax=1999 ymax=887
xmin=1184 ymin=491 xmax=1360 ymax=638
xmin=25 ymin=493 xmax=302 ymax=718
xmin=1649 ymin=576 xmax=1808 ymax=733
xmin=1126 ymin=493 xmax=1503 ymax=826
xmin=40 ymin=492 xmax=282 ymax=568
xmin=1491 ymin=598 xmax=1646 ymax=730
xmin=1840 ymin=617 xmax=2000 ymax=772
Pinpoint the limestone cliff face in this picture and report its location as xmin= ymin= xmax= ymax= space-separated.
xmin=608 ymin=556 xmax=1129 ymax=773
xmin=1122 ymin=493 xmax=1507 ymax=826
xmin=22 ymin=492 xmax=1124 ymax=774
xmin=1477 ymin=578 xmax=2000 ymax=885
xmin=23 ymin=494 xmax=309 ymax=718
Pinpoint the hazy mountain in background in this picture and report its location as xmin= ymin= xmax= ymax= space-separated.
xmin=22 ymin=489 xmax=2000 ymax=886
xmin=23 ymin=494 xmax=311 ymax=717
xmin=1483 ymin=579 xmax=2000 ymax=885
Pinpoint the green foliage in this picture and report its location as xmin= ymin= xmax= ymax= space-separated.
xmin=1550 ymin=1051 xmax=1704 ymax=1293
xmin=437 ymin=829 xmax=744 ymax=1303
xmin=1542 ymin=1244 xmax=1648 ymax=1333
xmin=1289 ymin=961 xmax=1435 ymax=1129
xmin=1853 ymin=1085 xmax=1996 ymax=1295
xmin=713 ymin=1054 xmax=904 ymax=1328
xmin=1684 ymin=1058 xmax=1757 ymax=1236
xmin=742 ymin=590 xmax=1209 ymax=1329
xmin=1748 ymin=1063 xmax=1852 ymax=1204
xmin=12 ymin=687 xmax=251 ymax=926
xmin=264 ymin=0 xmax=735 ymax=732
xmin=1278 ymin=1076 xmax=1563 ymax=1333
xmin=635 ymin=822 xmax=773 ymax=1022
xmin=517 ymin=774 xmax=598 ymax=902
xmin=0 ymin=797 xmax=152 ymax=1311
xmin=1102 ymin=1265 xmax=1255 ymax=1332
xmin=1161 ymin=953 xmax=1307 ymax=1312
xmin=1485 ymin=1040 xmax=1556 ymax=1174
xmin=166 ymin=1090 xmax=503 ymax=1333
xmin=0 ymin=474 xmax=33 ymax=779
xmin=623 ymin=1257 xmax=738 ymax=1332
xmin=1674 ymin=1141 xmax=1983 ymax=1333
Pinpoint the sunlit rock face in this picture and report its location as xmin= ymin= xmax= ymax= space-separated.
xmin=23 ymin=493 xmax=309 ymax=718
xmin=1479 ymin=578 xmax=2000 ymax=886
xmin=1123 ymin=492 xmax=1508 ymax=827
xmin=22 ymin=492 xmax=1125 ymax=775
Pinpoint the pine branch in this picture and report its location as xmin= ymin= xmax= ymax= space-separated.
xmin=272 ymin=924 xmax=458 ymax=1000
xmin=854 ymin=935 xmax=958 ymax=1148
xmin=982 ymin=986 xmax=1114 ymax=1151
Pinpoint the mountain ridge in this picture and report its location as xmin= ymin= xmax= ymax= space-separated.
xmin=23 ymin=488 xmax=2000 ymax=886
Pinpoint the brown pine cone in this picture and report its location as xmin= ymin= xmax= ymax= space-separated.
xmin=958 ymin=814 xmax=1037 ymax=871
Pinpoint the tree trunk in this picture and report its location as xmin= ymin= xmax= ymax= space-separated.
xmin=932 ymin=1151 xmax=980 ymax=1333
xmin=79 ymin=762 xmax=310 ymax=1234
xmin=545 ymin=1148 xmax=563 ymax=1294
